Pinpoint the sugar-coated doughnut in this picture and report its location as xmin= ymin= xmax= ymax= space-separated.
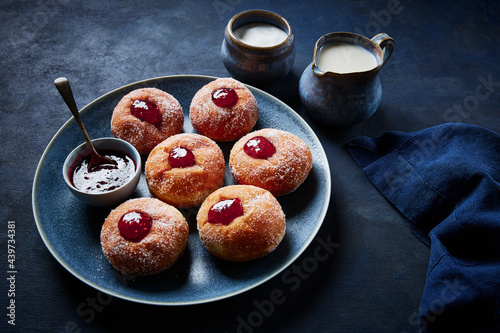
xmin=197 ymin=185 xmax=286 ymax=261
xmin=111 ymin=88 xmax=184 ymax=154
xmin=145 ymin=133 xmax=225 ymax=208
xmin=229 ymin=128 xmax=313 ymax=196
xmin=100 ymin=198 xmax=189 ymax=276
xmin=189 ymin=78 xmax=258 ymax=142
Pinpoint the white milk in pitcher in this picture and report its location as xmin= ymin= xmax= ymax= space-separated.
xmin=317 ymin=42 xmax=378 ymax=73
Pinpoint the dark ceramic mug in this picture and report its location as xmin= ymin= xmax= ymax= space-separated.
xmin=299 ymin=32 xmax=395 ymax=127
xmin=221 ymin=9 xmax=295 ymax=85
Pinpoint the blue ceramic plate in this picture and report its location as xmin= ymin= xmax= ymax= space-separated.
xmin=32 ymin=75 xmax=331 ymax=305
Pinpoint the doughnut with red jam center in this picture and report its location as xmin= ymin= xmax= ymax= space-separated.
xmin=145 ymin=133 xmax=225 ymax=208
xmin=100 ymin=198 xmax=189 ymax=276
xmin=111 ymin=88 xmax=184 ymax=154
xmin=229 ymin=128 xmax=313 ymax=196
xmin=197 ymin=185 xmax=286 ymax=262
xmin=189 ymin=78 xmax=258 ymax=142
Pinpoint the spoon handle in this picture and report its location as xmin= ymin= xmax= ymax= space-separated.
xmin=54 ymin=77 xmax=97 ymax=154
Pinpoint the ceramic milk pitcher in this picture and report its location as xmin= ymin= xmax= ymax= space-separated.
xmin=299 ymin=32 xmax=395 ymax=127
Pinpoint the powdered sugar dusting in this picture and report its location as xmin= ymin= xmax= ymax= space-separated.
xmin=197 ymin=185 xmax=286 ymax=261
xmin=190 ymin=78 xmax=258 ymax=141
xmin=100 ymin=198 xmax=189 ymax=276
xmin=229 ymin=129 xmax=313 ymax=196
xmin=145 ymin=133 xmax=225 ymax=208
xmin=111 ymin=88 xmax=183 ymax=154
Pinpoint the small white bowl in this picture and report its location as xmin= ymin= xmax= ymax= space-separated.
xmin=62 ymin=137 xmax=141 ymax=207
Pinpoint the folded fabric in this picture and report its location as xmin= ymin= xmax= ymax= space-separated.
xmin=346 ymin=123 xmax=500 ymax=332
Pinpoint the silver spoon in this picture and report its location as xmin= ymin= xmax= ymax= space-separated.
xmin=54 ymin=77 xmax=117 ymax=172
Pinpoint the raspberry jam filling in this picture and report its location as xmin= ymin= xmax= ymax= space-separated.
xmin=243 ymin=136 xmax=276 ymax=159
xmin=118 ymin=211 xmax=153 ymax=242
xmin=71 ymin=150 xmax=135 ymax=193
xmin=212 ymin=87 xmax=238 ymax=108
xmin=131 ymin=99 xmax=162 ymax=126
xmin=168 ymin=146 xmax=196 ymax=168
xmin=208 ymin=198 xmax=244 ymax=225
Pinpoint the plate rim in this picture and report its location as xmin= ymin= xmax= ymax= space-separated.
xmin=32 ymin=74 xmax=331 ymax=306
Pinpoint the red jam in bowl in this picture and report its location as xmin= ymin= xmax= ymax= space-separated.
xmin=71 ymin=150 xmax=136 ymax=193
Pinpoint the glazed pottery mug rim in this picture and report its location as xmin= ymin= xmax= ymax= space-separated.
xmin=226 ymin=9 xmax=294 ymax=53
xmin=312 ymin=32 xmax=395 ymax=77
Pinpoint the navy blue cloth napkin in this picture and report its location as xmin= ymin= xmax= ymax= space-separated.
xmin=347 ymin=123 xmax=500 ymax=332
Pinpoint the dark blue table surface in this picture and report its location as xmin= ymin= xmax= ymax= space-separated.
xmin=1 ymin=0 xmax=499 ymax=332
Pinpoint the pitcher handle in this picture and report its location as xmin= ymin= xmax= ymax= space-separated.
xmin=372 ymin=33 xmax=395 ymax=67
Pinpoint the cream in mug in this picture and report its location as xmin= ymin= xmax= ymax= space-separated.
xmin=233 ymin=23 xmax=288 ymax=47
xmin=317 ymin=42 xmax=378 ymax=74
